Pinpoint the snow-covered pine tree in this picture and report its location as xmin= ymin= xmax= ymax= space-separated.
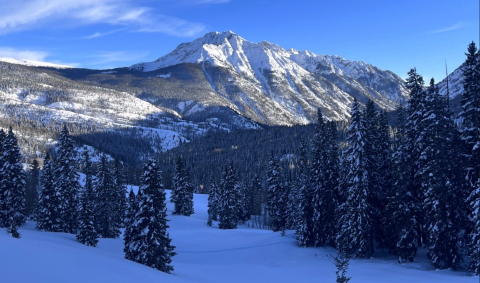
xmin=364 ymin=101 xmax=390 ymax=250
xmin=124 ymin=189 xmax=140 ymax=261
xmin=218 ymin=163 xmax=239 ymax=229
xmin=207 ymin=180 xmax=219 ymax=225
xmin=336 ymin=99 xmax=373 ymax=258
xmin=459 ymin=42 xmax=480 ymax=188
xmin=172 ymin=157 xmax=194 ymax=216
xmin=54 ymin=125 xmax=80 ymax=234
xmin=36 ymin=154 xmax=62 ymax=232
xmin=236 ymin=181 xmax=250 ymax=224
xmin=384 ymin=105 xmax=418 ymax=262
xmin=25 ymin=159 xmax=40 ymax=219
xmin=421 ymin=78 xmax=468 ymax=270
xmin=295 ymin=140 xmax=314 ymax=247
xmin=130 ymin=159 xmax=176 ymax=273
xmin=0 ymin=127 xmax=26 ymax=234
xmin=311 ymin=110 xmax=338 ymax=247
xmin=404 ymin=69 xmax=428 ymax=247
xmin=94 ymin=154 xmax=121 ymax=239
xmin=250 ymin=174 xmax=264 ymax=217
xmin=113 ymin=158 xmax=128 ymax=226
xmin=285 ymin=176 xmax=299 ymax=230
xmin=469 ymin=180 xmax=480 ymax=274
xmin=458 ymin=42 xmax=480 ymax=274
xmin=76 ymin=150 xmax=98 ymax=247
xmin=267 ymin=152 xmax=287 ymax=232
xmin=310 ymin=109 xmax=327 ymax=245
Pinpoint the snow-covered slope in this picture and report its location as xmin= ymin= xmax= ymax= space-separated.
xmin=0 ymin=61 xmax=244 ymax=159
xmin=0 ymin=190 xmax=476 ymax=283
xmin=0 ymin=57 xmax=73 ymax=69
xmin=130 ymin=31 xmax=408 ymax=124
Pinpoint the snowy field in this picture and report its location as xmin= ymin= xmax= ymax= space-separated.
xmin=0 ymin=191 xmax=477 ymax=283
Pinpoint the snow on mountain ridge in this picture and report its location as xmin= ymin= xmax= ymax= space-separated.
xmin=0 ymin=57 xmax=73 ymax=69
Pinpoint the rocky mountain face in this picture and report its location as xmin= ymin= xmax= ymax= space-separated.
xmin=128 ymin=31 xmax=409 ymax=125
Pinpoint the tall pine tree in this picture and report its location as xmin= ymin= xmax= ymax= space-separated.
xmin=129 ymin=159 xmax=176 ymax=273
xmin=267 ymin=152 xmax=287 ymax=232
xmin=36 ymin=154 xmax=62 ymax=232
xmin=218 ymin=163 xmax=239 ymax=229
xmin=336 ymin=100 xmax=373 ymax=258
xmin=54 ymin=125 xmax=79 ymax=233
xmin=172 ymin=157 xmax=194 ymax=216
xmin=0 ymin=127 xmax=26 ymax=236
xmin=76 ymin=150 xmax=98 ymax=247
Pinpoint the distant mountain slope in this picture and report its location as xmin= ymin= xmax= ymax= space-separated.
xmin=127 ymin=31 xmax=409 ymax=124
xmin=0 ymin=57 xmax=73 ymax=69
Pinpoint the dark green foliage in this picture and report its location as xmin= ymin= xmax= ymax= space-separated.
xmin=128 ymin=159 xmax=176 ymax=273
xmin=171 ymin=157 xmax=194 ymax=216
xmin=266 ymin=153 xmax=287 ymax=232
xmin=336 ymin=100 xmax=372 ymax=258
xmin=333 ymin=254 xmax=351 ymax=283
xmin=124 ymin=189 xmax=140 ymax=261
xmin=458 ymin=42 xmax=480 ymax=274
xmin=207 ymin=180 xmax=219 ymax=225
xmin=25 ymin=159 xmax=40 ymax=219
xmin=54 ymin=125 xmax=79 ymax=233
xmin=94 ymin=154 xmax=121 ymax=239
xmin=76 ymin=150 xmax=98 ymax=247
xmin=295 ymin=140 xmax=314 ymax=247
xmin=0 ymin=127 xmax=26 ymax=232
xmin=218 ymin=163 xmax=239 ymax=229
xmin=36 ymin=154 xmax=62 ymax=232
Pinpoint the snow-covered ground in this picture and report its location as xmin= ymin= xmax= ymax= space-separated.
xmin=0 ymin=191 xmax=477 ymax=283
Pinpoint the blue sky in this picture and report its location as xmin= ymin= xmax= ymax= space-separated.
xmin=0 ymin=0 xmax=478 ymax=82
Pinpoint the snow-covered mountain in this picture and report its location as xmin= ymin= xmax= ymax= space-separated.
xmin=130 ymin=31 xmax=409 ymax=124
xmin=0 ymin=57 xmax=73 ymax=69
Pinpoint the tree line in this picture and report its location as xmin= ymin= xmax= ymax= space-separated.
xmin=205 ymin=42 xmax=479 ymax=274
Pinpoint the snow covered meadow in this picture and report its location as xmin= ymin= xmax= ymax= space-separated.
xmin=1 ymin=190 xmax=476 ymax=283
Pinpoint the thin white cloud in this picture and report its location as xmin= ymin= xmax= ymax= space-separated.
xmin=0 ymin=46 xmax=80 ymax=66
xmin=83 ymin=29 xmax=126 ymax=39
xmin=88 ymin=51 xmax=149 ymax=64
xmin=194 ymin=0 xmax=231 ymax=3
xmin=0 ymin=47 xmax=48 ymax=61
xmin=0 ymin=0 xmax=207 ymax=37
xmin=431 ymin=22 xmax=465 ymax=34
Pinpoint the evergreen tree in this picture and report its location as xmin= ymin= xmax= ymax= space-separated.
xmin=113 ymin=158 xmax=128 ymax=226
xmin=94 ymin=154 xmax=121 ymax=238
xmin=458 ymin=42 xmax=480 ymax=187
xmin=385 ymin=105 xmax=418 ymax=262
xmin=236 ymin=181 xmax=250 ymax=224
xmin=54 ymin=125 xmax=80 ymax=233
xmin=266 ymin=152 xmax=287 ymax=232
xmin=172 ymin=157 xmax=194 ymax=216
xmin=421 ymin=79 xmax=468 ymax=269
xmin=469 ymin=180 xmax=480 ymax=274
xmin=207 ymin=180 xmax=219 ymax=225
xmin=333 ymin=254 xmax=351 ymax=283
xmin=295 ymin=140 xmax=314 ymax=246
xmin=404 ymin=69 xmax=428 ymax=246
xmin=129 ymin=159 xmax=176 ymax=273
xmin=336 ymin=100 xmax=373 ymax=258
xmin=25 ymin=159 xmax=40 ymax=219
xmin=124 ymin=189 xmax=140 ymax=260
xmin=76 ymin=150 xmax=98 ymax=247
xmin=249 ymin=174 xmax=264 ymax=217
xmin=218 ymin=163 xmax=239 ymax=229
xmin=458 ymin=42 xmax=480 ymax=274
xmin=285 ymin=177 xmax=299 ymax=230
xmin=0 ymin=127 xmax=26 ymax=233
xmin=36 ymin=154 xmax=62 ymax=232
